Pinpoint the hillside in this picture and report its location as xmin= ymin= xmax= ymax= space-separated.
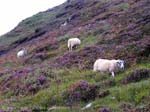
xmin=0 ymin=0 xmax=150 ymax=111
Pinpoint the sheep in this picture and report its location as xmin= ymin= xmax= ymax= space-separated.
xmin=61 ymin=21 xmax=68 ymax=27
xmin=68 ymin=38 xmax=81 ymax=51
xmin=17 ymin=48 xmax=27 ymax=58
xmin=93 ymin=59 xmax=124 ymax=77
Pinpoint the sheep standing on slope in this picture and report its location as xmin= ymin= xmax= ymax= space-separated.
xmin=68 ymin=38 xmax=81 ymax=51
xmin=93 ymin=59 xmax=124 ymax=77
xmin=17 ymin=48 xmax=27 ymax=58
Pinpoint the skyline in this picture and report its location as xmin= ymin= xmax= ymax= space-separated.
xmin=0 ymin=0 xmax=66 ymax=36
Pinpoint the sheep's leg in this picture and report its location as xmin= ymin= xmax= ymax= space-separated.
xmin=71 ymin=46 xmax=72 ymax=51
xmin=75 ymin=45 xmax=78 ymax=49
xmin=111 ymin=72 xmax=115 ymax=77
xmin=69 ymin=46 xmax=71 ymax=51
xmin=101 ymin=72 xmax=105 ymax=76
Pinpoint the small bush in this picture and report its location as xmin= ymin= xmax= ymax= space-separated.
xmin=102 ymin=80 xmax=116 ymax=87
xmin=119 ymin=102 xmax=134 ymax=112
xmin=121 ymin=68 xmax=150 ymax=84
xmin=97 ymin=107 xmax=111 ymax=112
xmin=63 ymin=80 xmax=98 ymax=105
xmin=98 ymin=90 xmax=110 ymax=98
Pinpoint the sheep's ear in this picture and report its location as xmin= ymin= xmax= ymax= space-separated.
xmin=117 ymin=61 xmax=121 ymax=67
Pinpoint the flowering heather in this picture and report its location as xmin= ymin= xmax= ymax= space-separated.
xmin=0 ymin=0 xmax=149 ymax=111
xmin=121 ymin=68 xmax=150 ymax=84
xmin=64 ymin=80 xmax=98 ymax=104
xmin=97 ymin=107 xmax=111 ymax=112
xmin=0 ymin=66 xmax=50 ymax=95
xmin=38 ymin=75 xmax=46 ymax=85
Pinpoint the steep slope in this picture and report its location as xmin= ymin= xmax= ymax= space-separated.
xmin=0 ymin=0 xmax=150 ymax=111
xmin=0 ymin=0 xmax=149 ymax=70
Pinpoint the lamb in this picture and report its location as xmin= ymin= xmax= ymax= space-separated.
xmin=93 ymin=59 xmax=124 ymax=77
xmin=17 ymin=48 xmax=27 ymax=58
xmin=68 ymin=38 xmax=81 ymax=51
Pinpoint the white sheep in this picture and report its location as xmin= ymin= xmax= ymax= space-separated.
xmin=93 ymin=58 xmax=124 ymax=77
xmin=61 ymin=21 xmax=68 ymax=27
xmin=68 ymin=38 xmax=81 ymax=51
xmin=17 ymin=48 xmax=27 ymax=58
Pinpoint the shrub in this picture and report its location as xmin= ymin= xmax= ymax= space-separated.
xmin=63 ymin=80 xmax=98 ymax=105
xmin=119 ymin=102 xmax=134 ymax=112
xmin=98 ymin=90 xmax=110 ymax=98
xmin=121 ymin=68 xmax=150 ymax=84
xmin=97 ymin=107 xmax=111 ymax=112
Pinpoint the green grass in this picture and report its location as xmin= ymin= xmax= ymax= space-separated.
xmin=109 ymin=2 xmax=130 ymax=13
xmin=80 ymin=35 xmax=98 ymax=48
xmin=0 ymin=62 xmax=150 ymax=111
xmin=0 ymin=0 xmax=149 ymax=111
xmin=93 ymin=79 xmax=150 ymax=111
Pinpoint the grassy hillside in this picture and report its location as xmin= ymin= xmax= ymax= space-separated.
xmin=0 ymin=0 xmax=150 ymax=111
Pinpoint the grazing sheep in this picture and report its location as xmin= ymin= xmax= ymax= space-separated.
xmin=61 ymin=21 xmax=68 ymax=27
xmin=17 ymin=48 xmax=27 ymax=58
xmin=93 ymin=59 xmax=124 ymax=77
xmin=68 ymin=38 xmax=81 ymax=51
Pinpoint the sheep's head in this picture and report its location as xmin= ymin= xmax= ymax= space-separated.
xmin=22 ymin=48 xmax=27 ymax=54
xmin=117 ymin=60 xmax=124 ymax=69
xmin=78 ymin=39 xmax=81 ymax=44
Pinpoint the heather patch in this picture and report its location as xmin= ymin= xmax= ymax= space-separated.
xmin=63 ymin=80 xmax=98 ymax=105
xmin=121 ymin=68 xmax=150 ymax=84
